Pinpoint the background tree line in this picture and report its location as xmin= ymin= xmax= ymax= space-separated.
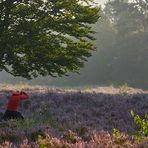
xmin=79 ymin=0 xmax=148 ymax=89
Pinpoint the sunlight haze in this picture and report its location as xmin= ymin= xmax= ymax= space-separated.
xmin=95 ymin=0 xmax=107 ymax=5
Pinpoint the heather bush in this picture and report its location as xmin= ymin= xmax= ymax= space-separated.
xmin=17 ymin=112 xmax=57 ymax=129
xmin=0 ymin=122 xmax=148 ymax=147
xmin=0 ymin=113 xmax=58 ymax=143
xmin=0 ymin=120 xmax=25 ymax=143
xmin=16 ymin=112 xmax=59 ymax=141
xmin=19 ymin=131 xmax=148 ymax=148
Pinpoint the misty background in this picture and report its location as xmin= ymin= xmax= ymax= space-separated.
xmin=0 ymin=0 xmax=148 ymax=89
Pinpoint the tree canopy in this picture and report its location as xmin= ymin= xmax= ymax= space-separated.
xmin=0 ymin=0 xmax=100 ymax=79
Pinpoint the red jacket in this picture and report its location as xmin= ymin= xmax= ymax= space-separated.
xmin=7 ymin=91 xmax=29 ymax=111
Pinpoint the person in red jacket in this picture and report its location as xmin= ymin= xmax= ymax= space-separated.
xmin=2 ymin=91 xmax=29 ymax=120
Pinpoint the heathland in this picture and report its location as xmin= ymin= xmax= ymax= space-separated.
xmin=0 ymin=84 xmax=147 ymax=147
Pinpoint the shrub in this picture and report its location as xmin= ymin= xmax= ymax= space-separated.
xmin=131 ymin=110 xmax=148 ymax=137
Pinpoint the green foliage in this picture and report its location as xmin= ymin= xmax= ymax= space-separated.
xmin=0 ymin=0 xmax=100 ymax=79
xmin=112 ymin=111 xmax=148 ymax=145
xmin=112 ymin=128 xmax=120 ymax=138
xmin=112 ymin=128 xmax=122 ymax=144
xmin=131 ymin=110 xmax=148 ymax=137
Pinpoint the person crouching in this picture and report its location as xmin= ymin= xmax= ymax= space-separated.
xmin=2 ymin=91 xmax=29 ymax=120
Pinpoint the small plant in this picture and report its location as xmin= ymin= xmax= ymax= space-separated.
xmin=112 ymin=128 xmax=122 ymax=144
xmin=109 ymin=83 xmax=116 ymax=89
xmin=62 ymin=130 xmax=82 ymax=144
xmin=119 ymin=83 xmax=130 ymax=94
xmin=131 ymin=110 xmax=148 ymax=137
xmin=112 ymin=128 xmax=121 ymax=138
xmin=37 ymin=134 xmax=53 ymax=148
xmin=122 ymin=83 xmax=129 ymax=89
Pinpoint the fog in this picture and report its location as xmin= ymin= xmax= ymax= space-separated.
xmin=0 ymin=0 xmax=148 ymax=89
xmin=95 ymin=0 xmax=107 ymax=5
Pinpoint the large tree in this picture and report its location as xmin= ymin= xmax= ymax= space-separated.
xmin=0 ymin=0 xmax=100 ymax=79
